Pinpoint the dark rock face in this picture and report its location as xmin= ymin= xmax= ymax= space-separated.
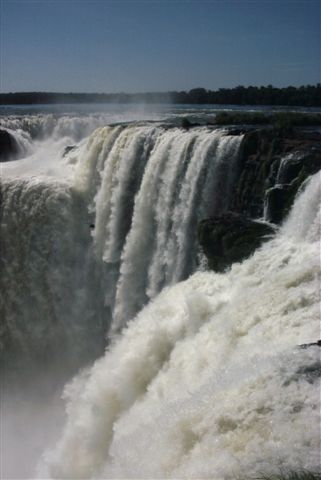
xmin=265 ymin=150 xmax=321 ymax=223
xmin=199 ymin=128 xmax=320 ymax=272
xmin=230 ymin=128 xmax=321 ymax=223
xmin=225 ymin=128 xmax=248 ymax=136
xmin=265 ymin=184 xmax=295 ymax=225
xmin=0 ymin=129 xmax=19 ymax=162
xmin=198 ymin=212 xmax=275 ymax=272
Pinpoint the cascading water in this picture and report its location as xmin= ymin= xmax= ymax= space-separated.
xmin=40 ymin=171 xmax=320 ymax=480
xmin=84 ymin=125 xmax=242 ymax=332
xmin=1 ymin=120 xmax=243 ymax=478
xmin=1 ymin=113 xmax=320 ymax=480
xmin=1 ymin=123 xmax=242 ymax=362
xmin=0 ymin=177 xmax=107 ymax=369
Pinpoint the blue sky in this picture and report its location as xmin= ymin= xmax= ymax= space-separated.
xmin=0 ymin=0 xmax=320 ymax=92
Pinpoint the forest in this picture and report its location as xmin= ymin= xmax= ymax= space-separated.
xmin=1 ymin=84 xmax=320 ymax=107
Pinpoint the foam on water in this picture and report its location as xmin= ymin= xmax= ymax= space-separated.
xmin=1 ymin=114 xmax=320 ymax=479
xmin=0 ymin=110 xmax=163 ymax=179
xmin=40 ymin=173 xmax=320 ymax=479
xmin=1 ymin=122 xmax=244 ymax=478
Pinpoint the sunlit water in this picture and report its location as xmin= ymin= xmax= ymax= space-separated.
xmin=1 ymin=105 xmax=320 ymax=479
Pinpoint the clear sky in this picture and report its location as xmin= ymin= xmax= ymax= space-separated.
xmin=0 ymin=0 xmax=320 ymax=93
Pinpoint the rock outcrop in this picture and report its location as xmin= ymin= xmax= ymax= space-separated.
xmin=199 ymin=128 xmax=321 ymax=272
xmin=265 ymin=148 xmax=321 ymax=223
xmin=198 ymin=212 xmax=275 ymax=272
xmin=230 ymin=128 xmax=321 ymax=223
xmin=0 ymin=129 xmax=19 ymax=162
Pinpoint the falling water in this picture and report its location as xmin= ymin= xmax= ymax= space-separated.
xmin=40 ymin=172 xmax=320 ymax=480
xmin=74 ymin=125 xmax=242 ymax=332
xmin=1 ymin=116 xmax=319 ymax=479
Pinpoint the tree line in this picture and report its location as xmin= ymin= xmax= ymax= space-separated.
xmin=1 ymin=84 xmax=320 ymax=106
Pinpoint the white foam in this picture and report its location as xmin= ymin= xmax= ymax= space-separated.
xmin=40 ymin=173 xmax=320 ymax=479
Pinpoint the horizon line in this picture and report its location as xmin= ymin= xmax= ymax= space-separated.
xmin=1 ymin=84 xmax=321 ymax=96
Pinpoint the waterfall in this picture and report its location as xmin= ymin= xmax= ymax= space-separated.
xmin=0 ymin=177 xmax=106 ymax=370
xmin=1 ymin=122 xmax=244 ymax=478
xmin=40 ymin=172 xmax=320 ymax=480
xmin=1 ymin=124 xmax=242 ymax=365
xmin=71 ymin=125 xmax=243 ymax=332
xmin=0 ymin=114 xmax=122 ymax=142
xmin=2 ymin=120 xmax=319 ymax=480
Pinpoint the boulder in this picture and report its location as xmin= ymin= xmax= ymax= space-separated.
xmin=0 ymin=129 xmax=19 ymax=162
xmin=198 ymin=212 xmax=275 ymax=272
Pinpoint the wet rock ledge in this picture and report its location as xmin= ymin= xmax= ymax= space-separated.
xmin=198 ymin=213 xmax=275 ymax=272
xmin=0 ymin=129 xmax=19 ymax=162
xmin=199 ymin=127 xmax=321 ymax=272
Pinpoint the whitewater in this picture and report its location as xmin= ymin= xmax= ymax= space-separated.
xmin=1 ymin=109 xmax=320 ymax=479
xmin=40 ymin=171 xmax=320 ymax=480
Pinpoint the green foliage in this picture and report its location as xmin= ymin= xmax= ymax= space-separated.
xmin=272 ymin=113 xmax=321 ymax=128
xmin=214 ymin=111 xmax=321 ymax=127
xmin=215 ymin=112 xmax=270 ymax=125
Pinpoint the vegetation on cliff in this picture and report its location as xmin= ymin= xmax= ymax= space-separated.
xmin=215 ymin=112 xmax=321 ymax=128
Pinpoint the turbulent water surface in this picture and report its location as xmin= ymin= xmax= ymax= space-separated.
xmin=1 ymin=106 xmax=320 ymax=479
